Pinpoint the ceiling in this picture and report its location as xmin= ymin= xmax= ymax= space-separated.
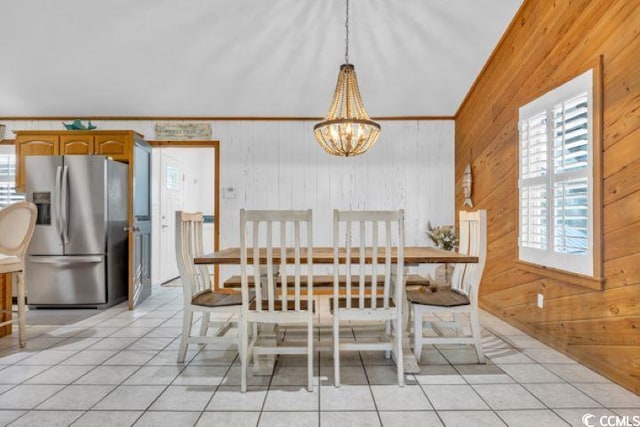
xmin=0 ymin=0 xmax=522 ymax=117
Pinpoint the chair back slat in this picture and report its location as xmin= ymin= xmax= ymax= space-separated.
xmin=396 ymin=213 xmax=405 ymax=308
xmin=333 ymin=210 xmax=404 ymax=311
xmin=194 ymin=219 xmax=212 ymax=291
xmin=358 ymin=220 xmax=366 ymax=308
xmin=176 ymin=211 xmax=212 ymax=305
xmin=294 ymin=220 xmax=302 ymax=311
xmin=450 ymin=210 xmax=487 ymax=303
xmin=345 ymin=219 xmax=352 ymax=308
xmin=371 ymin=220 xmax=378 ymax=308
xmin=384 ymin=220 xmax=392 ymax=308
xmin=252 ymin=219 xmax=262 ymax=304
xmin=266 ymin=221 xmax=275 ymax=311
xmin=240 ymin=209 xmax=313 ymax=313
xmin=280 ymin=221 xmax=287 ymax=311
xmin=333 ymin=210 xmax=341 ymax=307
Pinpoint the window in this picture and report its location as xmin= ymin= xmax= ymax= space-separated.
xmin=166 ymin=165 xmax=179 ymax=191
xmin=0 ymin=146 xmax=24 ymax=208
xmin=518 ymin=69 xmax=600 ymax=278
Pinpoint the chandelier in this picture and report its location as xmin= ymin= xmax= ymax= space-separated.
xmin=313 ymin=0 xmax=381 ymax=157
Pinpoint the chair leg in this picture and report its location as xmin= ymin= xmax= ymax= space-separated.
xmin=394 ymin=318 xmax=404 ymax=387
xmin=333 ymin=314 xmax=340 ymax=388
xmin=384 ymin=320 xmax=391 ymax=359
xmin=406 ymin=297 xmax=413 ymax=333
xmin=240 ymin=315 xmax=249 ymax=393
xmin=251 ymin=322 xmax=258 ymax=365
xmin=307 ymin=317 xmax=314 ymax=392
xmin=453 ymin=313 xmax=464 ymax=336
xmin=470 ymin=308 xmax=485 ymax=364
xmin=17 ymin=272 xmax=26 ymax=348
xmin=177 ymin=308 xmax=194 ymax=363
xmin=199 ymin=312 xmax=211 ymax=348
xmin=413 ymin=304 xmax=423 ymax=362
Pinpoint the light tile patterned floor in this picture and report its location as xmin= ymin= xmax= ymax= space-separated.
xmin=0 ymin=285 xmax=638 ymax=426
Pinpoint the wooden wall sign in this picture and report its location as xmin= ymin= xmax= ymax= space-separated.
xmin=154 ymin=122 xmax=211 ymax=140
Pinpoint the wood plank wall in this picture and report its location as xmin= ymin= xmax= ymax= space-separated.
xmin=455 ymin=0 xmax=640 ymax=393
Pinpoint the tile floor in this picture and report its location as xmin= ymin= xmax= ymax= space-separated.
xmin=0 ymin=285 xmax=638 ymax=426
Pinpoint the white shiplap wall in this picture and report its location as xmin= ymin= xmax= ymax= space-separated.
xmin=1 ymin=119 xmax=454 ymax=277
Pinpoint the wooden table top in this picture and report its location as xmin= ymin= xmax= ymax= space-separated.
xmin=194 ymin=246 xmax=478 ymax=265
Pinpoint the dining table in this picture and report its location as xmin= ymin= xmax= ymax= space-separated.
xmin=194 ymin=246 xmax=479 ymax=374
xmin=194 ymin=246 xmax=477 ymax=266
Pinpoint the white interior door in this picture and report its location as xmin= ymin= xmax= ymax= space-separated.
xmin=159 ymin=153 xmax=184 ymax=283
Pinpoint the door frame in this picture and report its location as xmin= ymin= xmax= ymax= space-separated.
xmin=148 ymin=140 xmax=221 ymax=288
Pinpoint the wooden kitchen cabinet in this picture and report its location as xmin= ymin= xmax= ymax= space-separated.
xmin=94 ymin=134 xmax=130 ymax=161
xmin=15 ymin=134 xmax=60 ymax=193
xmin=60 ymin=134 xmax=94 ymax=155
xmin=14 ymin=130 xmax=140 ymax=192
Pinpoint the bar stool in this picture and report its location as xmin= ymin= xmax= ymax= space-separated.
xmin=0 ymin=202 xmax=37 ymax=348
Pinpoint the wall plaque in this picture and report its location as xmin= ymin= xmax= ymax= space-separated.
xmin=154 ymin=122 xmax=211 ymax=140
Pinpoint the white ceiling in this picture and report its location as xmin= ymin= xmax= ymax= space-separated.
xmin=0 ymin=0 xmax=522 ymax=117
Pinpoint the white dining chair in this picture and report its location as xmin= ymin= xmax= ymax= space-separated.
xmin=408 ymin=210 xmax=487 ymax=363
xmin=0 ymin=202 xmax=37 ymax=348
xmin=331 ymin=210 xmax=405 ymax=387
xmin=176 ymin=211 xmax=244 ymax=363
xmin=239 ymin=209 xmax=314 ymax=392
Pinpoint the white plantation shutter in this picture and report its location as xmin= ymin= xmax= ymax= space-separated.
xmin=0 ymin=146 xmax=24 ymax=209
xmin=553 ymin=94 xmax=589 ymax=174
xmin=518 ymin=70 xmax=594 ymax=276
xmin=519 ymin=111 xmax=549 ymax=251
xmin=554 ymin=177 xmax=588 ymax=254
xmin=520 ymin=112 xmax=548 ymax=180
xmin=552 ymin=93 xmax=590 ymax=256
xmin=520 ymin=185 xmax=547 ymax=250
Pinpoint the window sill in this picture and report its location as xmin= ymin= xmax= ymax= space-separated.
xmin=515 ymin=260 xmax=604 ymax=291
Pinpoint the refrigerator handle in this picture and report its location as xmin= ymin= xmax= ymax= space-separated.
xmin=61 ymin=165 xmax=70 ymax=245
xmin=54 ymin=165 xmax=63 ymax=244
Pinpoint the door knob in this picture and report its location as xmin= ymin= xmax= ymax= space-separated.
xmin=161 ymin=224 xmax=169 ymax=229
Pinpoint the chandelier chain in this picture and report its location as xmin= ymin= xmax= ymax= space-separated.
xmin=345 ymin=0 xmax=350 ymax=64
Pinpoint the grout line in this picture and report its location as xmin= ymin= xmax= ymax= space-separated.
xmin=430 ymin=320 xmax=556 ymax=415
xmin=194 ymin=352 xmax=236 ymax=425
xmin=0 ymin=287 xmax=627 ymax=424
xmin=491 ymin=409 xmax=513 ymax=426
xmin=548 ymin=409 xmax=576 ymax=426
xmin=255 ymin=351 xmax=276 ymax=427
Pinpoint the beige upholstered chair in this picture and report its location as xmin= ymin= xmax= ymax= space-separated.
xmin=176 ymin=211 xmax=244 ymax=363
xmin=239 ymin=209 xmax=314 ymax=392
xmin=0 ymin=202 xmax=37 ymax=348
xmin=331 ymin=210 xmax=405 ymax=387
xmin=409 ymin=210 xmax=487 ymax=363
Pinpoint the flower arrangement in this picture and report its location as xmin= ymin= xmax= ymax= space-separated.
xmin=427 ymin=222 xmax=458 ymax=251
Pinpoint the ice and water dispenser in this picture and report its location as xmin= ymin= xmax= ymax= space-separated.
xmin=32 ymin=192 xmax=51 ymax=225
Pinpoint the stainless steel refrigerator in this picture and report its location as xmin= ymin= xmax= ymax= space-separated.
xmin=25 ymin=155 xmax=129 ymax=308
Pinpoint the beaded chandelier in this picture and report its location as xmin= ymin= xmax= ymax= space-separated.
xmin=313 ymin=0 xmax=381 ymax=157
